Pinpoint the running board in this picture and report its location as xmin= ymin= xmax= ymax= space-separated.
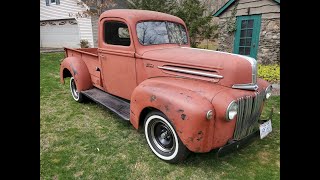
xmin=81 ymin=88 xmax=130 ymax=121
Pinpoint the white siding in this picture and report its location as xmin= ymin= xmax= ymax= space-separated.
xmin=91 ymin=16 xmax=99 ymax=47
xmin=40 ymin=0 xmax=94 ymax=47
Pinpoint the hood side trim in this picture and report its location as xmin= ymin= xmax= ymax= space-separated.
xmin=181 ymin=47 xmax=258 ymax=90
xmin=158 ymin=66 xmax=224 ymax=79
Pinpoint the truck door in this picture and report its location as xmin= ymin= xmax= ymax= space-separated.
xmin=98 ymin=18 xmax=137 ymax=100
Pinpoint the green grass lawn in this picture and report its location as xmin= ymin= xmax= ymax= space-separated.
xmin=40 ymin=52 xmax=280 ymax=179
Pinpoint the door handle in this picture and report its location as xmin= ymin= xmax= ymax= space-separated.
xmin=252 ymin=43 xmax=256 ymax=48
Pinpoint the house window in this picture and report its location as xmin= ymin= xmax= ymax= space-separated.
xmin=104 ymin=21 xmax=131 ymax=46
xmin=45 ymin=0 xmax=60 ymax=6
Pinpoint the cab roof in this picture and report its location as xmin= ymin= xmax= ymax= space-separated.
xmin=99 ymin=9 xmax=185 ymax=25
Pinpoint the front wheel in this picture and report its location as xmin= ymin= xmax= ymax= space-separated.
xmin=144 ymin=111 xmax=190 ymax=163
xmin=69 ymin=77 xmax=84 ymax=102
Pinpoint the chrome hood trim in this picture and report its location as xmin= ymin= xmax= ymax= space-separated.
xmin=232 ymin=83 xmax=258 ymax=91
xmin=158 ymin=65 xmax=223 ymax=79
xmin=180 ymin=47 xmax=258 ymax=90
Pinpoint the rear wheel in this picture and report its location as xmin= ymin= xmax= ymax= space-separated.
xmin=69 ymin=77 xmax=83 ymax=102
xmin=144 ymin=111 xmax=190 ymax=163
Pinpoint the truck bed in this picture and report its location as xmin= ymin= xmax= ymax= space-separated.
xmin=64 ymin=47 xmax=102 ymax=89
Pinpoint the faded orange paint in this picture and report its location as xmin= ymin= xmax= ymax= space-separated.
xmin=60 ymin=56 xmax=93 ymax=91
xmin=60 ymin=9 xmax=271 ymax=153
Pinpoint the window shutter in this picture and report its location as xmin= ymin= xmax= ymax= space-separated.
xmin=56 ymin=0 xmax=60 ymax=5
xmin=45 ymin=0 xmax=50 ymax=6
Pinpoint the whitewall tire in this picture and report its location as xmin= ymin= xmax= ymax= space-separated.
xmin=69 ymin=77 xmax=83 ymax=102
xmin=144 ymin=111 xmax=190 ymax=163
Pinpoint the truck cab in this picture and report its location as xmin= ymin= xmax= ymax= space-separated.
xmin=60 ymin=9 xmax=273 ymax=163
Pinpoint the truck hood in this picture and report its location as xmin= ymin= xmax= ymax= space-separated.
xmin=141 ymin=47 xmax=258 ymax=90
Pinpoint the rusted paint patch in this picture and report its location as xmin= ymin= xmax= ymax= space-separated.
xmin=181 ymin=114 xmax=186 ymax=120
xmin=185 ymin=95 xmax=192 ymax=103
xmin=196 ymin=131 xmax=203 ymax=141
xmin=177 ymin=109 xmax=184 ymax=113
xmin=165 ymin=105 xmax=169 ymax=112
xmin=188 ymin=137 xmax=194 ymax=142
xmin=130 ymin=109 xmax=135 ymax=115
xmin=150 ymin=95 xmax=156 ymax=102
xmin=69 ymin=62 xmax=77 ymax=75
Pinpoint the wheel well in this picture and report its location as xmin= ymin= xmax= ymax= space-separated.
xmin=63 ymin=68 xmax=72 ymax=78
xmin=139 ymin=107 xmax=159 ymax=129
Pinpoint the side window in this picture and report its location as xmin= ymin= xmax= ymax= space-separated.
xmin=104 ymin=21 xmax=131 ymax=46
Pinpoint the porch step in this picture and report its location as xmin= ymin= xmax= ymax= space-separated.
xmin=81 ymin=88 xmax=130 ymax=121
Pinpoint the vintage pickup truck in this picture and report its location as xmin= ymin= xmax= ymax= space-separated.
xmin=60 ymin=9 xmax=273 ymax=163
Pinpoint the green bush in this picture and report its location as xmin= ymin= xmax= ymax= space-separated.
xmin=258 ymin=64 xmax=280 ymax=83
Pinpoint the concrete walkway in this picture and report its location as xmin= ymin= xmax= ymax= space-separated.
xmin=40 ymin=47 xmax=64 ymax=53
xmin=272 ymin=83 xmax=280 ymax=96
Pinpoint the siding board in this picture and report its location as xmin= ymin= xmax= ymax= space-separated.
xmin=219 ymin=0 xmax=279 ymax=18
xmin=238 ymin=0 xmax=278 ymax=9
xmin=40 ymin=0 xmax=94 ymax=47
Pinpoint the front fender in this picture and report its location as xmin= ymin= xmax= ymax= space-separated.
xmin=130 ymin=77 xmax=217 ymax=152
xmin=60 ymin=56 xmax=92 ymax=91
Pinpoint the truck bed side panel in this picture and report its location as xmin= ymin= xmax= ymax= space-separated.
xmin=65 ymin=48 xmax=101 ymax=88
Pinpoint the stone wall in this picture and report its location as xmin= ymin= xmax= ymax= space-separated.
xmin=216 ymin=18 xmax=236 ymax=53
xmin=216 ymin=17 xmax=280 ymax=64
xmin=257 ymin=19 xmax=280 ymax=64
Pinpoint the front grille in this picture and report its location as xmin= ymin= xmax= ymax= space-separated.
xmin=233 ymin=91 xmax=266 ymax=140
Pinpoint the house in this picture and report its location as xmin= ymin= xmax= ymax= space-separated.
xmin=40 ymin=0 xmax=127 ymax=48
xmin=213 ymin=0 xmax=280 ymax=64
xmin=40 ymin=0 xmax=97 ymax=48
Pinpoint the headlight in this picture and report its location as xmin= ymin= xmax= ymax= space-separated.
xmin=265 ymin=85 xmax=272 ymax=99
xmin=226 ymin=101 xmax=238 ymax=121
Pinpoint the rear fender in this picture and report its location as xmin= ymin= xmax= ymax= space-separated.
xmin=130 ymin=78 xmax=216 ymax=152
xmin=60 ymin=57 xmax=92 ymax=91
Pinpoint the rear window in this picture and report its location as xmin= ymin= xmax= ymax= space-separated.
xmin=104 ymin=21 xmax=130 ymax=46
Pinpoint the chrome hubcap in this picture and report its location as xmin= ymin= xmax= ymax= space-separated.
xmin=150 ymin=119 xmax=174 ymax=152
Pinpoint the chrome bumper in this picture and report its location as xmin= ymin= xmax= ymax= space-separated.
xmin=216 ymin=108 xmax=273 ymax=158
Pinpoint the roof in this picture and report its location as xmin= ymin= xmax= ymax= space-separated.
xmin=99 ymin=9 xmax=185 ymax=25
xmin=212 ymin=0 xmax=280 ymax=17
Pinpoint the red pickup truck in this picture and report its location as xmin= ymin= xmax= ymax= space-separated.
xmin=60 ymin=9 xmax=273 ymax=163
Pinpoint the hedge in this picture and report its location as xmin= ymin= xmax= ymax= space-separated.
xmin=258 ymin=64 xmax=280 ymax=83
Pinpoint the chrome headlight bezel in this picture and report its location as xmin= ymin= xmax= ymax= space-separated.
xmin=265 ymin=85 xmax=272 ymax=99
xmin=226 ymin=101 xmax=238 ymax=121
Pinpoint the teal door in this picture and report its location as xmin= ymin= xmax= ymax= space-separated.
xmin=233 ymin=15 xmax=261 ymax=59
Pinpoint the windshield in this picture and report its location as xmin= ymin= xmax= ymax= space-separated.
xmin=136 ymin=21 xmax=188 ymax=45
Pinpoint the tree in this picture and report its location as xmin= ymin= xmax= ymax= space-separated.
xmin=128 ymin=0 xmax=217 ymax=47
xmin=127 ymin=0 xmax=177 ymax=15
xmin=202 ymin=21 xmax=218 ymax=49
xmin=71 ymin=0 xmax=116 ymax=18
xmin=174 ymin=0 xmax=216 ymax=47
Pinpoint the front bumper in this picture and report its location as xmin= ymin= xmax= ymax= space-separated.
xmin=216 ymin=107 xmax=273 ymax=158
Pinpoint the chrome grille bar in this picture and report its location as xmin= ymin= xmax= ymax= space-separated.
xmin=233 ymin=91 xmax=266 ymax=140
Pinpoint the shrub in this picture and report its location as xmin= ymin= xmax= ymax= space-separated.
xmin=80 ymin=39 xmax=89 ymax=48
xmin=258 ymin=64 xmax=280 ymax=83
